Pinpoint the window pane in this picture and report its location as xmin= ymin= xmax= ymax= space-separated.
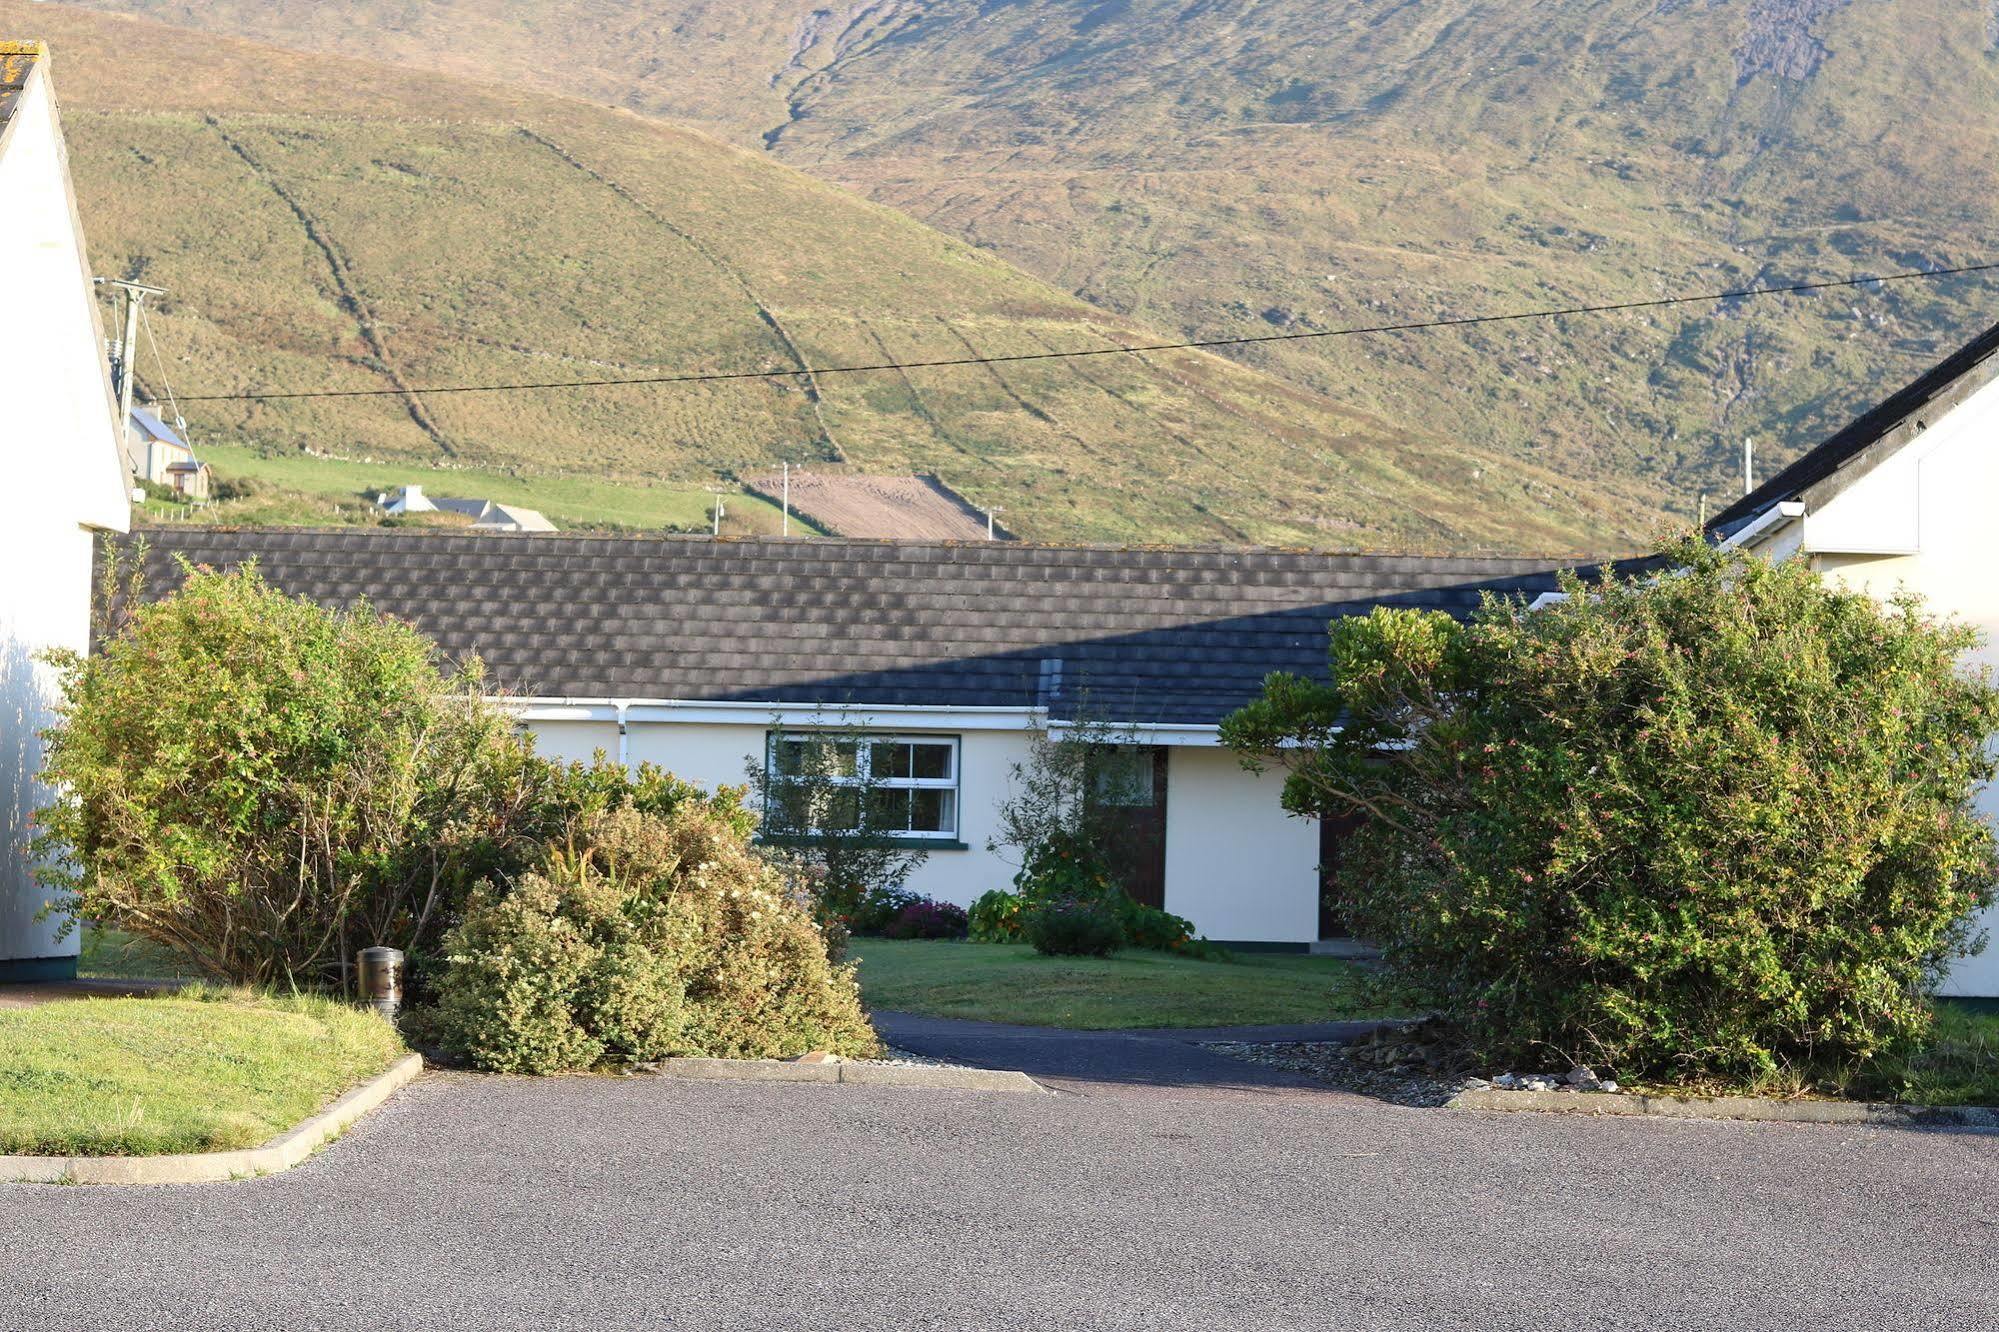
xmin=772 ymin=738 xmax=809 ymax=777
xmin=1092 ymin=750 xmax=1154 ymax=807
xmin=821 ymin=788 xmax=862 ymax=831
xmin=864 ymin=787 xmax=910 ymax=832
xmin=910 ymin=742 xmax=953 ymax=780
xmin=911 ymin=788 xmax=954 ymax=834
xmin=869 ymin=741 xmax=913 ymax=781
xmin=823 ymin=740 xmax=861 ymax=778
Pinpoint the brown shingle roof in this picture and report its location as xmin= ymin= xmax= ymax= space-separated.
xmin=115 ymin=529 xmax=1597 ymax=725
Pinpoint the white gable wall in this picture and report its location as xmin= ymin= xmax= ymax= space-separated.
xmin=1764 ymin=371 xmax=1999 ymax=995
xmin=0 ymin=54 xmax=132 ymax=977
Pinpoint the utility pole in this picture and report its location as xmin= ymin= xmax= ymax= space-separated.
xmin=1742 ymin=437 xmax=1754 ymax=497
xmin=781 ymin=461 xmax=791 ymax=537
xmin=1697 ymin=491 xmax=1708 ymax=530
xmin=97 ymin=277 xmax=167 ymax=441
xmin=983 ymin=505 xmax=1003 ymax=540
xmin=705 ymin=488 xmax=726 ymax=537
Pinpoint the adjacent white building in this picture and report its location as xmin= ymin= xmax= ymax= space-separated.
xmin=0 ymin=42 xmax=133 ymax=980
xmin=1715 ymin=318 xmax=1999 ymax=997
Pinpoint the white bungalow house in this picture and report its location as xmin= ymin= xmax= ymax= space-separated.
xmin=379 ymin=484 xmax=556 ymax=532
xmin=0 ymin=42 xmax=133 ymax=981
xmin=118 ymin=529 xmax=1573 ymax=949
xmin=1713 ymin=317 xmax=1999 ymax=997
xmin=124 ymin=404 xmax=211 ymax=501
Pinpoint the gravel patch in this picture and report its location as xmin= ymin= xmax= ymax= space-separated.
xmin=1201 ymin=1039 xmax=1480 ymax=1107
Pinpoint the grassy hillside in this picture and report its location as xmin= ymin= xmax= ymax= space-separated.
xmin=2 ymin=3 xmax=1653 ymax=553
xmin=68 ymin=0 xmax=1999 ymax=509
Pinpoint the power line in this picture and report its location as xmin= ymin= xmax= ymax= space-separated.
xmin=178 ymin=259 xmax=1999 ymax=404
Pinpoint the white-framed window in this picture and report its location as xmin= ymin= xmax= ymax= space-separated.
xmin=764 ymin=732 xmax=961 ymax=841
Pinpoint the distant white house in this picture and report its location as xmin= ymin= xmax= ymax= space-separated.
xmin=1715 ymin=317 xmax=1999 ymax=998
xmin=124 ymin=405 xmax=210 ymax=500
xmin=433 ymin=497 xmax=556 ymax=532
xmin=379 ymin=484 xmax=555 ymax=531
xmin=0 ymin=42 xmax=133 ymax=981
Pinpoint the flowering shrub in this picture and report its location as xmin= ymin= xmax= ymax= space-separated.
xmin=882 ymin=898 xmax=970 ymax=940
xmin=1024 ymin=896 xmax=1124 ymax=957
xmin=1224 ymin=537 xmax=1999 ymax=1079
xmin=850 ymin=886 xmax=922 ymax=936
xmin=435 ymin=805 xmax=879 ymax=1071
xmin=969 ymin=889 xmax=1025 ymax=942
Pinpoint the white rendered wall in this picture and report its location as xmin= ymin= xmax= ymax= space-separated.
xmin=517 ymin=714 xmax=1321 ymax=941
xmin=1797 ymin=372 xmax=1999 ymax=995
xmin=1162 ymin=747 xmax=1321 ymax=945
xmin=0 ymin=62 xmax=131 ymax=971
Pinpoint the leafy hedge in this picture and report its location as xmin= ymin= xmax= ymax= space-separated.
xmin=436 ymin=806 xmax=878 ymax=1072
xmin=1224 ymin=538 xmax=1999 ymax=1079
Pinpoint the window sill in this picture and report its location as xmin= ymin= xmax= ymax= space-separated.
xmin=757 ymin=835 xmax=970 ymax=852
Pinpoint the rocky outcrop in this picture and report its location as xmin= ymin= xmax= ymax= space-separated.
xmin=1733 ymin=0 xmax=1854 ymax=83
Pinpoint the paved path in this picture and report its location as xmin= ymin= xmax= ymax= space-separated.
xmin=876 ymin=1010 xmax=1391 ymax=1097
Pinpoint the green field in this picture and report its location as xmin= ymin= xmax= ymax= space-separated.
xmin=0 ymin=989 xmax=405 ymax=1156
xmin=189 ymin=443 xmax=795 ymax=533
xmin=848 ymin=938 xmax=1422 ymax=1030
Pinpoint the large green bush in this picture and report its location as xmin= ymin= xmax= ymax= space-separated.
xmin=38 ymin=559 xmax=756 ymax=996
xmin=434 ymin=805 xmax=879 ymax=1071
xmin=1224 ymin=537 xmax=1999 ymax=1080
xmin=38 ymin=561 xmax=523 ymax=989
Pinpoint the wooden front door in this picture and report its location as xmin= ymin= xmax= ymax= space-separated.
xmin=1317 ymin=809 xmax=1365 ymax=939
xmin=1088 ymin=746 xmax=1169 ymax=909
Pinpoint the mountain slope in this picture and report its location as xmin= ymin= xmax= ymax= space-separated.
xmin=4 ymin=1 xmax=1652 ymax=551
xmin=67 ymin=0 xmax=1999 ymax=509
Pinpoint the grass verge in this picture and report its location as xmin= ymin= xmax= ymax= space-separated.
xmin=0 ymin=988 xmax=406 ymax=1156
xmin=848 ymin=938 xmax=1422 ymax=1029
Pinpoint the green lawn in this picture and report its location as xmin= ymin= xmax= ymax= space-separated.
xmin=848 ymin=938 xmax=1423 ymax=1029
xmin=1839 ymin=1001 xmax=1999 ymax=1108
xmin=0 ymin=989 xmax=406 ymax=1157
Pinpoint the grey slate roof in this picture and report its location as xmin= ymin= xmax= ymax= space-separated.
xmin=1712 ymin=316 xmax=1999 ymax=536
xmin=115 ymin=529 xmax=1596 ymax=726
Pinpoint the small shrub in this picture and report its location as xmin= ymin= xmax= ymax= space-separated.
xmin=850 ymin=886 xmax=921 ymax=936
xmin=1025 ymin=896 xmax=1124 ymax=957
xmin=1115 ymin=899 xmax=1200 ymax=952
xmin=433 ymin=877 xmax=624 ymax=1074
xmin=882 ymin=898 xmax=970 ymax=940
xmin=969 ymin=889 xmax=1025 ymax=943
xmin=434 ymin=804 xmax=878 ymax=1071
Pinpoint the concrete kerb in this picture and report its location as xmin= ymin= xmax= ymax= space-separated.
xmin=1 ymin=1053 xmax=426 ymax=1186
xmin=1449 ymin=1085 xmax=1999 ymax=1130
xmin=648 ymin=1057 xmax=1047 ymax=1094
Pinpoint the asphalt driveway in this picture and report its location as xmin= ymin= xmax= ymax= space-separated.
xmin=6 ymin=1041 xmax=1996 ymax=1331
